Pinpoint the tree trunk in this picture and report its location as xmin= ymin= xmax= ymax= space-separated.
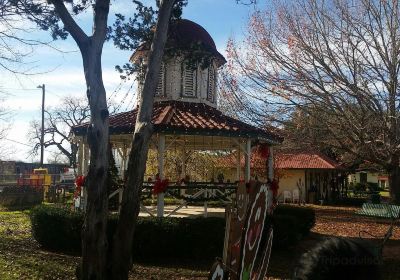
xmin=48 ymin=0 xmax=110 ymax=278
xmin=80 ymin=42 xmax=110 ymax=280
xmin=109 ymin=1 xmax=175 ymax=279
xmin=389 ymin=155 xmax=400 ymax=205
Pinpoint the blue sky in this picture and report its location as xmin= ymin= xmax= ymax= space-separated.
xmin=1 ymin=0 xmax=263 ymax=162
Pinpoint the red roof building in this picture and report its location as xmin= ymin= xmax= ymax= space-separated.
xmin=275 ymin=153 xmax=342 ymax=170
xmin=213 ymin=151 xmax=343 ymax=204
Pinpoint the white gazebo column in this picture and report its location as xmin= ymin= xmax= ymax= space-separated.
xmin=82 ymin=143 xmax=90 ymax=175
xmin=267 ymin=145 xmax=274 ymax=212
xmin=157 ymin=134 xmax=166 ymax=217
xmin=82 ymin=142 xmax=90 ymax=211
xmin=122 ymin=146 xmax=127 ymax=179
xmin=180 ymin=148 xmax=187 ymax=195
xmin=245 ymin=138 xmax=252 ymax=182
xmin=236 ymin=142 xmax=242 ymax=181
xmin=268 ymin=146 xmax=274 ymax=179
xmin=117 ymin=144 xmax=128 ymax=180
xmin=77 ymin=141 xmax=83 ymax=176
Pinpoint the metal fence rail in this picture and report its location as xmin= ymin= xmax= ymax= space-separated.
xmin=0 ymin=174 xmax=62 ymax=186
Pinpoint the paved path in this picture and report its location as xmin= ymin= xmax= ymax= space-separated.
xmin=139 ymin=205 xmax=225 ymax=218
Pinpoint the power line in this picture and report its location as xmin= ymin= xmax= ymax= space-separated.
xmin=3 ymin=138 xmax=31 ymax=147
xmin=0 ymin=88 xmax=41 ymax=91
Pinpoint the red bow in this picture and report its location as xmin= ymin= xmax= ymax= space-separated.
xmin=153 ymin=178 xmax=169 ymax=195
xmin=75 ymin=175 xmax=85 ymax=187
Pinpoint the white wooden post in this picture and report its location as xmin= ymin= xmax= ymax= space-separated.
xmin=77 ymin=141 xmax=83 ymax=176
xmin=82 ymin=143 xmax=90 ymax=211
xmin=157 ymin=134 xmax=165 ymax=217
xmin=83 ymin=143 xmax=89 ymax=175
xmin=245 ymin=139 xmax=251 ymax=182
xmin=268 ymin=146 xmax=274 ymax=179
xmin=180 ymin=148 xmax=187 ymax=195
xmin=236 ymin=142 xmax=241 ymax=181
xmin=118 ymin=188 xmax=123 ymax=213
xmin=267 ymin=146 xmax=274 ymax=212
xmin=204 ymin=190 xmax=208 ymax=217
xmin=115 ymin=145 xmax=127 ymax=212
xmin=121 ymin=145 xmax=127 ymax=180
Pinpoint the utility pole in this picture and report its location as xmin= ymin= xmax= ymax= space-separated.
xmin=37 ymin=84 xmax=45 ymax=167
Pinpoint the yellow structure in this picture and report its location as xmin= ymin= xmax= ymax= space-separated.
xmin=31 ymin=168 xmax=51 ymax=186
xmin=31 ymin=168 xmax=52 ymax=200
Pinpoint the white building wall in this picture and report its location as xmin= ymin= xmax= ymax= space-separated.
xmin=277 ymin=169 xmax=306 ymax=200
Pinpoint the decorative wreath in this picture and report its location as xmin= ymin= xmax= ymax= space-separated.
xmin=153 ymin=178 xmax=169 ymax=195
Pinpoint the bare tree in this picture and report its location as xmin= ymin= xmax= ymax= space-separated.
xmin=0 ymin=0 xmax=60 ymax=74
xmin=0 ymin=1 xmax=31 ymax=73
xmin=47 ymin=150 xmax=69 ymax=164
xmin=8 ymin=0 xmax=180 ymax=278
xmin=0 ymin=102 xmax=12 ymax=158
xmin=28 ymin=96 xmax=118 ymax=167
xmin=28 ymin=96 xmax=89 ymax=167
xmin=225 ymin=0 xmax=400 ymax=203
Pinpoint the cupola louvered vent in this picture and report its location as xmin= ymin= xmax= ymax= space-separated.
xmin=207 ymin=65 xmax=216 ymax=103
xmin=155 ymin=62 xmax=166 ymax=97
xmin=182 ymin=63 xmax=197 ymax=98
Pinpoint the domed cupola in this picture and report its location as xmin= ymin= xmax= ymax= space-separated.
xmin=130 ymin=19 xmax=226 ymax=108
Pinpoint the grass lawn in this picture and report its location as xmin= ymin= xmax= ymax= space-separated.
xmin=0 ymin=209 xmax=208 ymax=280
xmin=380 ymin=191 xmax=391 ymax=198
xmin=0 ymin=205 xmax=399 ymax=279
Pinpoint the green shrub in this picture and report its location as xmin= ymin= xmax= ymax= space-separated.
xmin=274 ymin=205 xmax=315 ymax=237
xmin=370 ymin=193 xmax=381 ymax=204
xmin=30 ymin=205 xmax=225 ymax=261
xmin=30 ymin=205 xmax=82 ymax=254
xmin=354 ymin=183 xmax=366 ymax=192
xmin=30 ymin=204 xmax=315 ymax=261
xmin=266 ymin=214 xmax=300 ymax=248
xmin=0 ymin=186 xmax=43 ymax=210
xmin=367 ymin=182 xmax=380 ymax=192
xmin=131 ymin=217 xmax=225 ymax=262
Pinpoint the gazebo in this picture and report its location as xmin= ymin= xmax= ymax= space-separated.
xmin=71 ymin=19 xmax=282 ymax=216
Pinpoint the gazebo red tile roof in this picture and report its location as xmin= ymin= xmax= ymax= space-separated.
xmin=72 ymin=101 xmax=282 ymax=143
xmin=275 ymin=153 xmax=341 ymax=169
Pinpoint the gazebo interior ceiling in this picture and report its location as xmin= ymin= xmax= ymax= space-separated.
xmin=108 ymin=134 xmax=250 ymax=151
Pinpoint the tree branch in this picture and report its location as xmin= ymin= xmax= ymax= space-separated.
xmin=50 ymin=0 xmax=88 ymax=46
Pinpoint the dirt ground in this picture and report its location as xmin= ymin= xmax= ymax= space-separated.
xmin=267 ymin=205 xmax=400 ymax=279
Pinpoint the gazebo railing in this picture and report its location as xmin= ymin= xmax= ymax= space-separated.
xmin=109 ymin=182 xmax=238 ymax=217
xmin=142 ymin=181 xmax=238 ymax=190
